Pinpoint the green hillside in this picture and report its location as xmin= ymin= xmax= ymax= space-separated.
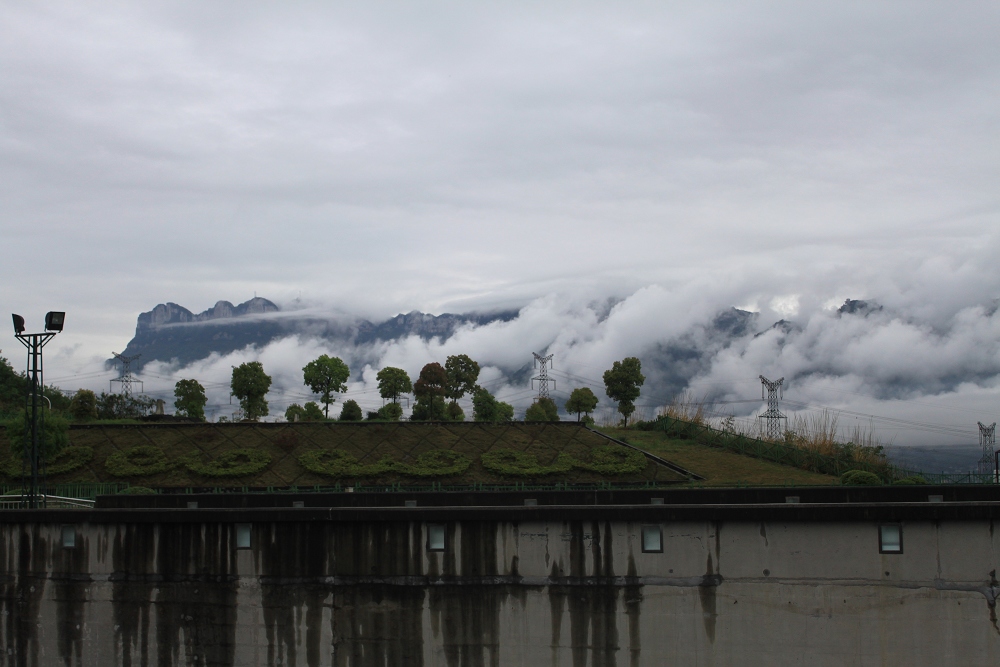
xmin=0 ymin=422 xmax=691 ymax=489
xmin=602 ymin=428 xmax=838 ymax=486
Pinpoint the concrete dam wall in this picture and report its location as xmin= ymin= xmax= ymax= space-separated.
xmin=0 ymin=490 xmax=998 ymax=666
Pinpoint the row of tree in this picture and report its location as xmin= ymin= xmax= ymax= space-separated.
xmin=218 ymin=353 xmax=646 ymax=426
xmin=0 ymin=348 xmax=646 ymax=427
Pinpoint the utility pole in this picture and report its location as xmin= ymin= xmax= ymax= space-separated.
xmin=758 ymin=375 xmax=787 ymax=441
xmin=978 ymin=421 xmax=996 ymax=477
xmin=111 ymin=352 xmax=142 ymax=399
xmin=11 ymin=311 xmax=65 ymax=509
xmin=531 ymin=352 xmax=555 ymax=400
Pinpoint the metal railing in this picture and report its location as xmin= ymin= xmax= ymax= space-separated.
xmin=0 ymin=494 xmax=95 ymax=509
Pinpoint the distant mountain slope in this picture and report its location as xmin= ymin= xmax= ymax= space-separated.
xmin=115 ymin=297 xmax=518 ymax=370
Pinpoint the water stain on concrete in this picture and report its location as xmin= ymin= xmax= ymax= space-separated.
xmin=624 ymin=554 xmax=642 ymax=667
xmin=153 ymin=523 xmax=238 ymax=667
xmin=699 ymin=553 xmax=721 ymax=644
xmin=54 ymin=532 xmax=90 ymax=667
xmin=0 ymin=526 xmax=49 ymax=667
xmin=331 ymin=586 xmax=425 ymax=667
xmin=111 ymin=523 xmax=156 ymax=667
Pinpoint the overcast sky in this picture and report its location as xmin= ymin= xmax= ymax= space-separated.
xmin=2 ymin=2 xmax=998 ymax=446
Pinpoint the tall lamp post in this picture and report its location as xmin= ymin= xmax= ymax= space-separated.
xmin=12 ymin=311 xmax=64 ymax=508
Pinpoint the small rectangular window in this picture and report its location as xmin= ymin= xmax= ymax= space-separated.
xmin=523 ymin=498 xmax=537 ymax=506
xmin=404 ymin=500 xmax=417 ymax=508
xmin=785 ymin=496 xmax=800 ymax=504
xmin=61 ymin=525 xmax=76 ymax=548
xmin=236 ymin=523 xmax=252 ymax=549
xmin=641 ymin=525 xmax=662 ymax=553
xmin=186 ymin=501 xmax=198 ymax=509
xmin=427 ymin=524 xmax=446 ymax=551
xmin=879 ymin=524 xmax=902 ymax=553
xmin=650 ymin=498 xmax=664 ymax=505
xmin=292 ymin=501 xmax=304 ymax=508
xmin=927 ymin=495 xmax=943 ymax=503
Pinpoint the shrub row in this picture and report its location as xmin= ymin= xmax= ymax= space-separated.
xmin=181 ymin=449 xmax=272 ymax=478
xmin=481 ymin=446 xmax=647 ymax=478
xmin=298 ymin=450 xmax=471 ymax=478
xmin=3 ymin=442 xmax=647 ymax=481
xmin=0 ymin=446 xmax=94 ymax=477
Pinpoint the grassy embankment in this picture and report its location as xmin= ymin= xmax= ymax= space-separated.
xmin=601 ymin=427 xmax=838 ymax=486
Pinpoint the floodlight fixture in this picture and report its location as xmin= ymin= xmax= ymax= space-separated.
xmin=12 ymin=314 xmax=25 ymax=335
xmin=44 ymin=311 xmax=65 ymax=332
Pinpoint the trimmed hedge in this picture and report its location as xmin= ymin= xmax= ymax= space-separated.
xmin=1 ymin=445 xmax=94 ymax=477
xmin=183 ymin=448 xmax=272 ymax=478
xmin=841 ymin=470 xmax=883 ymax=486
xmin=298 ymin=449 xmax=472 ymax=479
xmin=400 ymin=450 xmax=471 ymax=477
xmin=481 ymin=446 xmax=646 ymax=478
xmin=481 ymin=449 xmax=573 ymax=477
xmin=119 ymin=486 xmax=157 ymax=495
xmin=573 ymin=446 xmax=647 ymax=475
xmin=299 ymin=450 xmax=391 ymax=477
xmin=105 ymin=446 xmax=174 ymax=477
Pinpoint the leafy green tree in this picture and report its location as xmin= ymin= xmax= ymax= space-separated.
xmin=471 ymin=388 xmax=514 ymax=423
xmin=603 ymin=357 xmax=645 ymax=428
xmin=564 ymin=387 xmax=598 ymax=422
xmin=412 ymin=362 xmax=449 ymax=421
xmin=446 ymin=402 xmax=466 ymax=422
xmin=444 ymin=354 xmax=480 ymax=403
xmin=173 ymin=379 xmax=207 ymax=421
xmin=303 ymin=401 xmax=325 ymax=421
xmin=288 ymin=401 xmax=325 ymax=422
xmin=3 ymin=411 xmax=69 ymax=460
xmin=302 ymin=355 xmax=350 ymax=418
xmin=69 ymin=389 xmax=98 ymax=422
xmin=367 ymin=402 xmax=404 ymax=421
xmin=376 ymin=367 xmax=413 ymax=404
xmin=0 ymin=354 xmax=26 ymax=415
xmin=339 ymin=399 xmax=363 ymax=421
xmin=378 ymin=401 xmax=404 ymax=421
xmin=525 ymin=397 xmax=560 ymax=422
xmin=231 ymin=361 xmax=271 ymax=421
xmin=96 ymin=392 xmax=156 ymax=419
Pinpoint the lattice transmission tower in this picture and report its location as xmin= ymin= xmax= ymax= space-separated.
xmin=531 ymin=352 xmax=555 ymax=400
xmin=111 ymin=352 xmax=143 ymax=399
xmin=758 ymin=375 xmax=787 ymax=441
xmin=977 ymin=421 xmax=996 ymax=476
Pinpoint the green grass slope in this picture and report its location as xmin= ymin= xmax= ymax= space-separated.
xmin=0 ymin=422 xmax=689 ymax=489
xmin=602 ymin=428 xmax=838 ymax=486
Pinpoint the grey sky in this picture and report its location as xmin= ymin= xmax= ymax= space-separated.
xmin=2 ymin=2 xmax=998 ymax=444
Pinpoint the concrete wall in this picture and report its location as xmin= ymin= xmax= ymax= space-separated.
xmin=0 ymin=513 xmax=997 ymax=666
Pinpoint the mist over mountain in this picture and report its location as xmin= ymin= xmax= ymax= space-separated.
xmin=116 ymin=297 xmax=519 ymax=372
xmin=93 ymin=285 xmax=999 ymax=454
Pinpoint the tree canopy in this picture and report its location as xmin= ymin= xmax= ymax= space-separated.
xmin=603 ymin=357 xmax=645 ymax=427
xmin=173 ymin=379 xmax=207 ymax=421
xmin=286 ymin=401 xmax=324 ymax=422
xmin=302 ymin=355 xmax=350 ymax=418
xmin=524 ymin=396 xmax=560 ymax=422
xmin=376 ymin=366 xmax=413 ymax=404
xmin=564 ymin=387 xmax=598 ymax=422
xmin=412 ymin=362 xmax=449 ymax=420
xmin=339 ymin=399 xmax=363 ymax=421
xmin=444 ymin=354 xmax=480 ymax=402
xmin=69 ymin=389 xmax=98 ymax=422
xmin=231 ymin=361 xmax=271 ymax=421
xmin=471 ymin=387 xmax=514 ymax=423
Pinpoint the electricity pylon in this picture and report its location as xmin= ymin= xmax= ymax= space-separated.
xmin=758 ymin=375 xmax=786 ymax=441
xmin=531 ymin=352 xmax=555 ymax=400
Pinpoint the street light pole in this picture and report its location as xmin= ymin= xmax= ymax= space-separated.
xmin=12 ymin=312 xmax=64 ymax=509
